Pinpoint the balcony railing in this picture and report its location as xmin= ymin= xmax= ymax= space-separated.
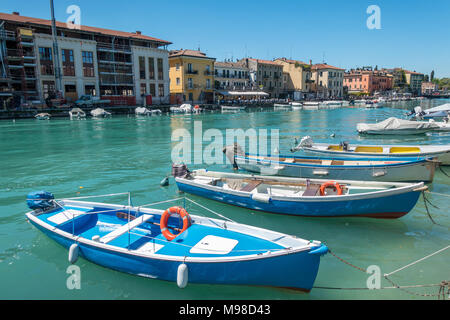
xmin=97 ymin=42 xmax=132 ymax=53
xmin=185 ymin=70 xmax=198 ymax=75
xmin=0 ymin=30 xmax=16 ymax=40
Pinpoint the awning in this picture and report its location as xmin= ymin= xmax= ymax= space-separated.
xmin=217 ymin=90 xmax=269 ymax=96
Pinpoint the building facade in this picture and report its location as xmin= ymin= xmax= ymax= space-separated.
xmin=214 ymin=61 xmax=250 ymax=90
xmin=239 ymin=58 xmax=284 ymax=98
xmin=310 ymin=63 xmax=344 ymax=99
xmin=169 ymin=49 xmax=215 ymax=104
xmin=421 ymin=81 xmax=439 ymax=95
xmin=0 ymin=11 xmax=171 ymax=107
xmin=344 ymin=68 xmax=393 ymax=95
xmin=404 ymin=70 xmax=425 ymax=95
xmin=274 ymin=58 xmax=313 ymax=100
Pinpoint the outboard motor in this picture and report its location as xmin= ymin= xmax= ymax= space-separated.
xmin=27 ymin=191 xmax=55 ymax=211
xmin=172 ymin=163 xmax=191 ymax=179
xmin=223 ymin=143 xmax=245 ymax=170
xmin=340 ymin=141 xmax=350 ymax=151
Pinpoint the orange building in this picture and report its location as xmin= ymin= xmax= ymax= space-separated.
xmin=344 ymin=68 xmax=393 ymax=95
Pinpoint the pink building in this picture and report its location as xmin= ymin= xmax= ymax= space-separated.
xmin=344 ymin=69 xmax=393 ymax=94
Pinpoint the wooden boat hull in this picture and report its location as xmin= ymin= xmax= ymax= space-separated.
xmin=175 ymin=173 xmax=423 ymax=219
xmin=235 ymin=155 xmax=436 ymax=182
xmin=26 ymin=200 xmax=326 ymax=291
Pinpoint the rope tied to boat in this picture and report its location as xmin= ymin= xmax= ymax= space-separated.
xmin=438 ymin=166 xmax=450 ymax=178
xmin=421 ymin=191 xmax=448 ymax=227
xmin=319 ymin=245 xmax=450 ymax=299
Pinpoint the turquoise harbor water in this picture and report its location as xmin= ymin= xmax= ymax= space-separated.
xmin=0 ymin=99 xmax=449 ymax=300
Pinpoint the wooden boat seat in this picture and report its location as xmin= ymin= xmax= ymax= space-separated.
xmin=321 ymin=160 xmax=333 ymax=166
xmin=327 ymin=145 xmax=343 ymax=151
xmin=331 ymin=160 xmax=345 ymax=166
xmin=355 ymin=146 xmax=383 ymax=153
xmin=284 ymin=158 xmax=295 ymax=163
xmin=389 ymin=147 xmax=421 ymax=154
xmin=240 ymin=180 xmax=263 ymax=192
xmin=100 ymin=214 xmax=153 ymax=244
xmin=47 ymin=209 xmax=92 ymax=225
xmin=302 ymin=184 xmax=321 ymax=196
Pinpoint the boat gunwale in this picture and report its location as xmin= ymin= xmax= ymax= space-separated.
xmin=25 ymin=200 xmax=316 ymax=264
xmin=177 ymin=171 xmax=424 ymax=202
xmin=237 ymin=154 xmax=430 ymax=169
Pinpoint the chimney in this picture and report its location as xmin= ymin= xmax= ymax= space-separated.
xmin=12 ymin=12 xmax=20 ymax=15
xmin=136 ymin=31 xmax=141 ymax=35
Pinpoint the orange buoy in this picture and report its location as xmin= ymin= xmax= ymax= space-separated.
xmin=319 ymin=181 xmax=343 ymax=196
xmin=160 ymin=207 xmax=191 ymax=241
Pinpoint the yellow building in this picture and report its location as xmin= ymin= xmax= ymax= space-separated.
xmin=274 ymin=58 xmax=313 ymax=100
xmin=169 ymin=49 xmax=215 ymax=104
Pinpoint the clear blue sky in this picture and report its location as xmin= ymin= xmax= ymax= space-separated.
xmin=2 ymin=0 xmax=449 ymax=77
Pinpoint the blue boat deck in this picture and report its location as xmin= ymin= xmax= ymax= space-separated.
xmin=37 ymin=205 xmax=285 ymax=258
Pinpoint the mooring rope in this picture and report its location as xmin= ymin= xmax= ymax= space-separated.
xmin=439 ymin=166 xmax=450 ymax=178
xmin=321 ymin=245 xmax=450 ymax=299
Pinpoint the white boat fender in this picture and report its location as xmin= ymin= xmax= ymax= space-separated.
xmin=177 ymin=263 xmax=189 ymax=289
xmin=68 ymin=243 xmax=79 ymax=264
xmin=252 ymin=193 xmax=271 ymax=203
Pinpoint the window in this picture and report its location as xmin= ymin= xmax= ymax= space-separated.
xmin=149 ymin=83 xmax=156 ymax=96
xmin=206 ymin=79 xmax=211 ymax=89
xmin=176 ymin=77 xmax=180 ymax=85
xmin=82 ymin=51 xmax=95 ymax=77
xmin=62 ymin=49 xmax=75 ymax=76
xmin=188 ymin=63 xmax=193 ymax=73
xmin=85 ymin=85 xmax=96 ymax=96
xmin=158 ymin=84 xmax=164 ymax=97
xmin=188 ymin=78 xmax=193 ymax=89
xmin=157 ymin=58 xmax=164 ymax=80
xmin=39 ymin=47 xmax=54 ymax=75
xmin=140 ymin=83 xmax=147 ymax=95
xmin=139 ymin=56 xmax=146 ymax=79
xmin=148 ymin=58 xmax=155 ymax=79
xmin=42 ymin=80 xmax=55 ymax=98
xmin=176 ymin=63 xmax=180 ymax=71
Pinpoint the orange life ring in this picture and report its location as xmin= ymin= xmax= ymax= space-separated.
xmin=160 ymin=207 xmax=191 ymax=241
xmin=319 ymin=181 xmax=343 ymax=196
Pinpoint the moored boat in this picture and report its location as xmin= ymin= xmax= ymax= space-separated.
xmin=174 ymin=169 xmax=426 ymax=219
xmin=221 ymin=105 xmax=246 ymax=111
xmin=227 ymin=151 xmax=437 ymax=183
xmin=69 ymin=108 xmax=86 ymax=120
xmin=291 ymin=136 xmax=450 ymax=165
xmin=356 ymin=117 xmax=440 ymax=135
xmin=25 ymin=191 xmax=327 ymax=292
xmin=91 ymin=108 xmax=112 ymax=118
xmin=35 ymin=113 xmax=51 ymax=120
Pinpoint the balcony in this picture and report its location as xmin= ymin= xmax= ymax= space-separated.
xmin=97 ymin=42 xmax=132 ymax=53
xmin=0 ymin=30 xmax=16 ymax=40
xmin=185 ymin=69 xmax=198 ymax=75
xmin=204 ymin=70 xmax=213 ymax=76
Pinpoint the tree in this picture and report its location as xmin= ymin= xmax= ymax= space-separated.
xmin=430 ymin=70 xmax=435 ymax=82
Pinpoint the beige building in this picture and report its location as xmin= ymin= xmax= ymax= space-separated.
xmin=311 ymin=63 xmax=344 ymax=99
xmin=274 ymin=58 xmax=313 ymax=100
xmin=239 ymin=58 xmax=284 ymax=98
xmin=421 ymin=81 xmax=438 ymax=95
xmin=214 ymin=61 xmax=250 ymax=90
xmin=404 ymin=70 xmax=425 ymax=95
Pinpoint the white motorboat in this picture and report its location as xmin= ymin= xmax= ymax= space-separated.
xmin=171 ymin=104 xmax=194 ymax=113
xmin=69 ymin=108 xmax=86 ymax=120
xmin=221 ymin=105 xmax=246 ymax=111
xmin=35 ymin=113 xmax=51 ymax=120
xmin=357 ymin=117 xmax=440 ymax=135
xmin=303 ymin=102 xmax=320 ymax=110
xmin=135 ymin=107 xmax=152 ymax=116
xmin=91 ymin=108 xmax=112 ymax=118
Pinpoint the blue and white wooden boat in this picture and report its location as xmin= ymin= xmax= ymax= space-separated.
xmin=174 ymin=170 xmax=427 ymax=219
xmin=292 ymin=136 xmax=450 ymax=165
xmin=25 ymin=191 xmax=327 ymax=292
xmin=230 ymin=153 xmax=437 ymax=183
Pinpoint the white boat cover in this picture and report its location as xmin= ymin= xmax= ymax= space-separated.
xmin=357 ymin=117 xmax=439 ymax=133
xmin=135 ymin=107 xmax=151 ymax=115
xmin=425 ymin=103 xmax=450 ymax=114
xmin=91 ymin=108 xmax=111 ymax=117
